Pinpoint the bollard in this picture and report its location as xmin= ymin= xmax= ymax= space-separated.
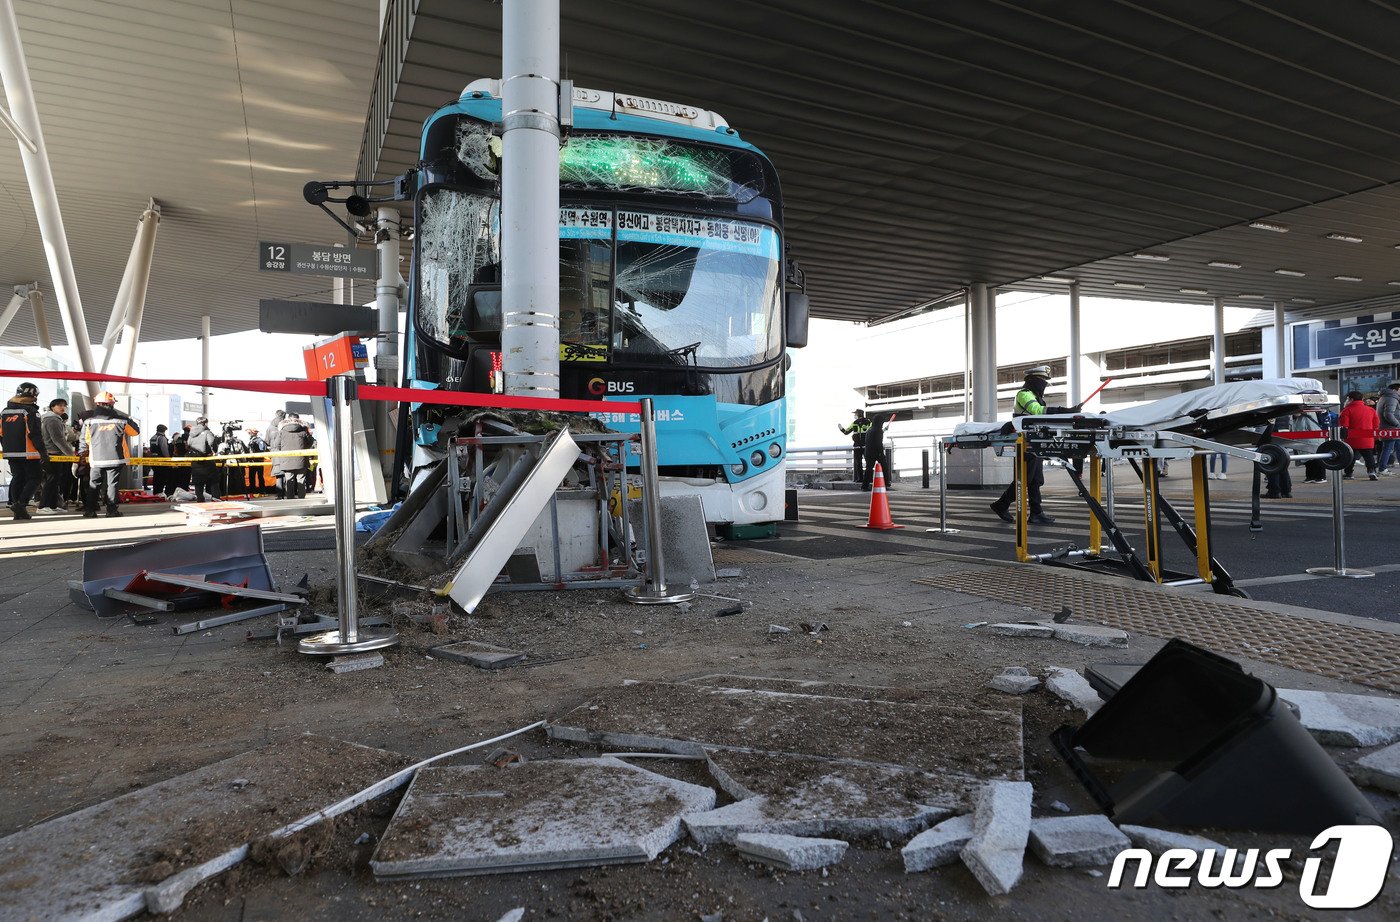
xmin=300 ymin=375 xmax=401 ymax=654
xmin=1306 ymin=427 xmax=1374 ymax=579
xmin=927 ymin=439 xmax=959 ymax=534
xmin=922 ymin=449 xmax=930 ymax=490
xmin=624 ymin=398 xmax=695 ymax=605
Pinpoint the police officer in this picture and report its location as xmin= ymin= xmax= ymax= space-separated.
xmin=246 ymin=428 xmax=269 ymax=494
xmin=2 ymin=382 xmax=49 ymax=520
xmin=79 ymin=391 xmax=140 ymax=518
xmin=990 ymin=365 xmax=1080 ymax=525
xmin=185 ymin=417 xmax=221 ymax=501
xmin=837 ymin=410 xmax=871 ymax=489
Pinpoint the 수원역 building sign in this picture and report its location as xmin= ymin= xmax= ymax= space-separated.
xmin=258 ymin=241 xmax=376 ymax=278
xmin=1293 ymin=312 xmax=1400 ymax=369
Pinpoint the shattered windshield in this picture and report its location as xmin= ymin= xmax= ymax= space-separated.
xmin=416 ymin=188 xmax=499 ymax=348
xmin=612 ymin=212 xmax=781 ymax=368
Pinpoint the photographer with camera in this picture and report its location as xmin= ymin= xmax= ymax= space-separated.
xmin=217 ymin=420 xmax=247 ymax=496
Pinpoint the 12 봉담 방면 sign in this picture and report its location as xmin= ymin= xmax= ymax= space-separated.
xmin=259 ymin=241 xmax=376 ymax=278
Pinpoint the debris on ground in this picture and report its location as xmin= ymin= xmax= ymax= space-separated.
xmin=430 ymin=640 xmax=527 ymax=670
xmin=326 ymin=652 xmax=385 ymax=673
xmin=901 ymin=814 xmax=973 ymax=872
xmin=734 ymin=833 xmax=848 ymax=871
xmin=1044 ymin=667 xmax=1104 ymax=715
xmin=960 ymin=780 xmax=1033 ymax=896
xmin=1118 ymin=824 xmax=1231 ymax=860
xmin=988 ymin=667 xmax=1040 ymax=695
xmin=1354 ymin=740 xmax=1400 ymax=793
xmin=767 ymin=624 xmax=791 ymax=634
xmin=1028 ymin=815 xmax=1132 ymax=868
xmin=987 ymin=623 xmax=1053 ymax=638
xmin=369 ymin=758 xmax=715 ymax=878
xmin=985 ymin=621 xmax=1127 ymax=647
xmin=1277 ymin=688 xmax=1400 ymax=747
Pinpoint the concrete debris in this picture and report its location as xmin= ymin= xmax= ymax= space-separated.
xmin=1045 ymin=667 xmax=1104 ymax=715
xmin=715 ymin=568 xmax=744 ymax=579
xmin=988 ymin=667 xmax=1040 ymax=695
xmin=327 ymin=652 xmax=385 ymax=673
xmin=986 ymin=623 xmax=1054 ymax=638
xmin=768 ymin=624 xmax=792 ymax=634
xmin=487 ymin=748 xmax=525 ymax=768
xmin=1276 ymin=688 xmax=1400 ymax=747
xmin=1041 ymin=622 xmax=1128 ymax=648
xmin=497 ymin=910 xmax=526 ymax=922
xmin=430 ymin=640 xmax=526 ymax=670
xmin=1119 ymin=825 xmax=1231 ymax=862
xmin=960 ymin=781 xmax=1033 ymax=896
xmin=902 ymin=814 xmax=973 ymax=872
xmin=685 ymin=794 xmax=949 ymax=847
xmin=1353 ymin=741 xmax=1400 ymax=793
xmin=370 ymin=758 xmax=715 ymax=878
xmin=734 ymin=833 xmax=848 ymax=871
xmin=1048 ymin=800 xmax=1070 ymax=814
xmin=1028 ymin=815 xmax=1132 ymax=868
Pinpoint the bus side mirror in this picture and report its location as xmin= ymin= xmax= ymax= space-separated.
xmin=785 ymin=291 xmax=809 ymax=348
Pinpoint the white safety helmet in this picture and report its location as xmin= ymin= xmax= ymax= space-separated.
xmin=1025 ymin=365 xmax=1052 ymax=380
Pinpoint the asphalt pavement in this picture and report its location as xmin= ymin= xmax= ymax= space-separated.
xmin=784 ymin=470 xmax=1400 ymax=623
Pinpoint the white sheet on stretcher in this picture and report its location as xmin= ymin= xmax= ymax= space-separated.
xmin=952 ymin=377 xmax=1327 ymax=439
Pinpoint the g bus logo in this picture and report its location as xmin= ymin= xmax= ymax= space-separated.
xmin=1107 ymin=825 xmax=1392 ymax=909
xmin=588 ymin=377 xmax=634 ymax=396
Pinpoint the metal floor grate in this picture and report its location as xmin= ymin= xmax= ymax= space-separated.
xmin=914 ymin=570 xmax=1400 ymax=695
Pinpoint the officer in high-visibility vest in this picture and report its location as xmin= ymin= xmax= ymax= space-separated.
xmin=990 ymin=365 xmax=1080 ymax=525
xmin=837 ymin=409 xmax=873 ymax=490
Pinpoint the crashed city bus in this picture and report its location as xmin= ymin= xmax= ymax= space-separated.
xmin=405 ymin=81 xmax=808 ymax=534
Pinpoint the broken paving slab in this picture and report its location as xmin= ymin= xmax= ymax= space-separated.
xmin=684 ymin=749 xmax=966 ymax=845
xmin=960 ymin=781 xmax=1033 ymax=896
xmin=0 ymin=736 xmax=411 ymax=922
xmin=547 ymin=682 xmax=1024 ymax=782
xmin=431 ymin=640 xmax=526 ymax=670
xmin=370 ymin=758 xmax=715 ymax=878
xmin=684 ymin=674 xmax=944 ymax=705
xmin=734 ymin=833 xmax=848 ymax=871
xmin=903 ymin=814 xmax=974 ymax=873
xmin=1353 ymin=741 xmax=1400 ymax=793
xmin=988 ymin=668 xmax=1040 ymax=695
xmin=1119 ymin=824 xmax=1231 ymax=860
xmin=1277 ymin=688 xmax=1400 ymax=747
xmin=1028 ymin=815 xmax=1132 ymax=868
xmin=986 ymin=623 xmax=1054 ymax=639
xmin=1045 ymin=667 xmax=1104 ymax=715
xmin=987 ymin=622 xmax=1128 ymax=647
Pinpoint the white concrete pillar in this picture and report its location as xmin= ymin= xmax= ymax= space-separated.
xmin=1273 ymin=301 xmax=1288 ymax=379
xmin=28 ymin=287 xmax=49 ymax=349
xmin=500 ymin=0 xmax=561 ymax=398
xmin=969 ymin=282 xmax=997 ymax=421
xmin=375 ymin=207 xmax=402 ymax=466
xmin=0 ymin=0 xmax=98 ymax=397
xmin=1067 ymin=280 xmax=1082 ymax=404
xmin=110 ymin=203 xmax=161 ymax=381
xmin=332 ymin=242 xmax=346 ymax=306
xmin=1212 ymin=297 xmax=1226 ymax=385
xmin=200 ymin=315 xmax=210 ymax=417
xmin=0 ymin=290 xmax=23 ymax=338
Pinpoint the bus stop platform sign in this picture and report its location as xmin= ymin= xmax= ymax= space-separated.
xmin=259 ymin=241 xmax=376 ymax=278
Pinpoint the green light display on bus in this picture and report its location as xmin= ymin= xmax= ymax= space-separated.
xmin=559 ymin=136 xmax=731 ymax=197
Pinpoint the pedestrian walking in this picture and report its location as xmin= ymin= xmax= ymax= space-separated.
xmin=1207 ymin=452 xmax=1228 ymax=480
xmin=1339 ymin=390 xmax=1381 ymax=480
xmin=1 ymin=382 xmax=49 ymax=520
xmin=1377 ymin=382 xmax=1400 ymax=475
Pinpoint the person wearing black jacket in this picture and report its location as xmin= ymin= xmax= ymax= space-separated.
xmin=246 ymin=428 xmax=269 ymax=494
xmin=2 ymin=382 xmax=49 ymax=520
xmin=185 ymin=417 xmax=221 ymax=501
xmin=148 ymin=424 xmax=172 ymax=497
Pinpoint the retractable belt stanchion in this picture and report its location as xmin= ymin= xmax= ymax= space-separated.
xmin=300 ymin=375 xmax=401 ymax=654
xmin=927 ymin=439 xmax=959 ymax=534
xmin=624 ymin=398 xmax=694 ymax=605
xmin=1306 ymin=425 xmax=1374 ymax=580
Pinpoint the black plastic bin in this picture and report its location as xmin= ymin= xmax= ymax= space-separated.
xmin=1053 ymin=639 xmax=1381 ymax=835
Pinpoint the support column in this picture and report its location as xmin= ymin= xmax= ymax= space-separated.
xmin=969 ymin=282 xmax=997 ymax=421
xmin=1068 ymin=280 xmax=1083 ymax=404
xmin=1273 ymin=301 xmax=1288 ymax=379
xmin=0 ymin=289 xmax=23 ymax=338
xmin=500 ymin=0 xmax=561 ymax=399
xmin=0 ymin=0 xmax=98 ymax=398
xmin=28 ymin=287 xmax=49 ymax=350
xmin=110 ymin=202 xmax=161 ymax=381
xmin=1212 ymin=297 xmax=1226 ymax=385
xmin=200 ymin=315 xmax=210 ymax=417
xmin=375 ymin=207 xmax=401 ymax=463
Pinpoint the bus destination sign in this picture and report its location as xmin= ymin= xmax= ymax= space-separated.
xmin=259 ymin=241 xmax=376 ymax=278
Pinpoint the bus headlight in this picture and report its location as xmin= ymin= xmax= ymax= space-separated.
xmin=768 ymin=442 xmax=782 ymax=459
xmin=730 ymin=461 xmax=747 ymax=476
xmin=750 ymin=449 xmax=766 ymax=468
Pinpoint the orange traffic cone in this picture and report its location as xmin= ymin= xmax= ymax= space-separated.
xmin=862 ymin=463 xmax=904 ymax=529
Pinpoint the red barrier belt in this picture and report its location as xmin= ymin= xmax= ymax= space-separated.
xmin=0 ymin=368 xmax=642 ymax=415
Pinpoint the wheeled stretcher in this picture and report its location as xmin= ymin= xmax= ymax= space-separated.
xmin=947 ymin=379 xmax=1350 ymax=596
